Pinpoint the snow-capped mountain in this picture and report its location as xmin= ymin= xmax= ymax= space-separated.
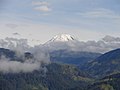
xmin=44 ymin=34 xmax=79 ymax=51
xmin=46 ymin=34 xmax=75 ymax=44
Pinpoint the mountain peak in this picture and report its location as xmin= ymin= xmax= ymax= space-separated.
xmin=44 ymin=34 xmax=78 ymax=51
xmin=49 ymin=34 xmax=75 ymax=42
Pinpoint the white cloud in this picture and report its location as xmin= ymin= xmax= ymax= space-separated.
xmin=32 ymin=1 xmax=52 ymax=12
xmin=0 ymin=40 xmax=50 ymax=73
xmin=0 ymin=59 xmax=40 ymax=73
xmin=34 ymin=5 xmax=51 ymax=12
xmin=78 ymin=8 xmax=120 ymax=19
xmin=0 ymin=50 xmax=49 ymax=73
xmin=102 ymin=35 xmax=120 ymax=43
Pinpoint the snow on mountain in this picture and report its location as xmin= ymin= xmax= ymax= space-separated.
xmin=46 ymin=34 xmax=75 ymax=43
xmin=44 ymin=34 xmax=79 ymax=51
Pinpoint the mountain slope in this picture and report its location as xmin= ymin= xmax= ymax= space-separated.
xmin=0 ymin=48 xmax=91 ymax=90
xmin=50 ymin=50 xmax=101 ymax=66
xmin=82 ymin=48 xmax=120 ymax=78
xmin=88 ymin=73 xmax=120 ymax=90
xmin=0 ymin=63 xmax=91 ymax=90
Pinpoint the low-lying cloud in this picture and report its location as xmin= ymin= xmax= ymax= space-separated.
xmin=0 ymin=58 xmax=40 ymax=73
xmin=0 ymin=47 xmax=50 ymax=73
xmin=0 ymin=38 xmax=50 ymax=73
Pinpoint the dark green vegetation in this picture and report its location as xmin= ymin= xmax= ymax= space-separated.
xmin=82 ymin=48 xmax=120 ymax=78
xmin=0 ymin=48 xmax=120 ymax=90
xmin=0 ymin=63 xmax=91 ymax=90
xmin=88 ymin=73 xmax=120 ymax=90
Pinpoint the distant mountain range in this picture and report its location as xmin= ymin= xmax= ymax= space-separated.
xmin=0 ymin=34 xmax=120 ymax=90
xmin=50 ymin=50 xmax=101 ymax=66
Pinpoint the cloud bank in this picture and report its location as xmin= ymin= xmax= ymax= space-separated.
xmin=0 ymin=38 xmax=50 ymax=73
xmin=0 ymin=56 xmax=40 ymax=73
xmin=45 ymin=35 xmax=120 ymax=53
xmin=0 ymin=47 xmax=50 ymax=73
xmin=0 ymin=35 xmax=120 ymax=54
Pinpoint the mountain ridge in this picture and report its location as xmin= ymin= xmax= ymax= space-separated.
xmin=82 ymin=48 xmax=120 ymax=78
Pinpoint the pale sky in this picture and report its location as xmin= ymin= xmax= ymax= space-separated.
xmin=0 ymin=0 xmax=120 ymax=44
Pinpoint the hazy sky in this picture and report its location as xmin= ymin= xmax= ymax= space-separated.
xmin=0 ymin=0 xmax=120 ymax=44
